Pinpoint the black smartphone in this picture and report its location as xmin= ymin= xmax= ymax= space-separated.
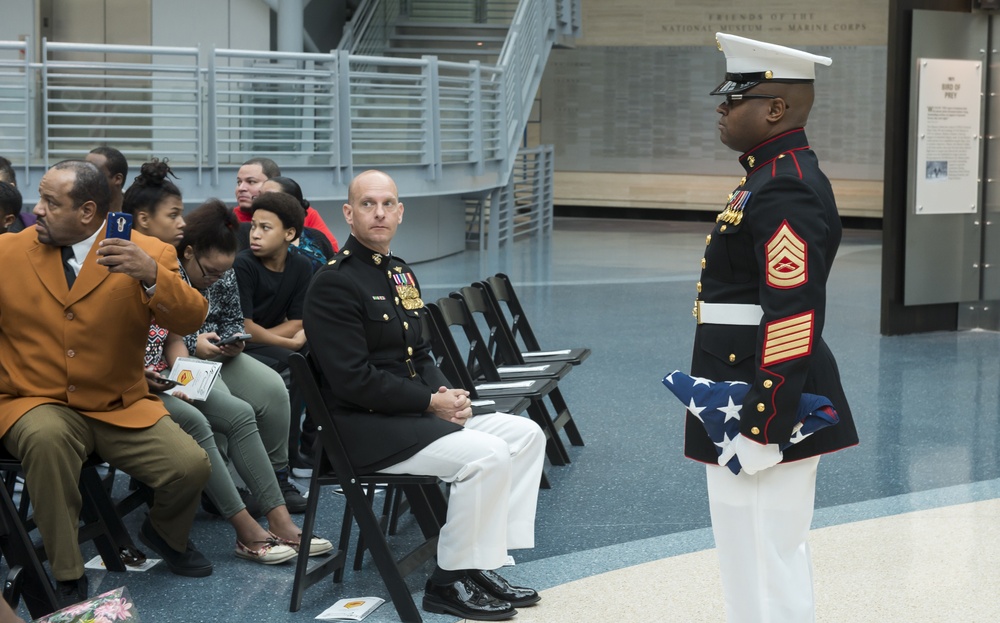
xmin=105 ymin=212 xmax=133 ymax=240
xmin=155 ymin=375 xmax=177 ymax=388
xmin=213 ymin=332 xmax=252 ymax=346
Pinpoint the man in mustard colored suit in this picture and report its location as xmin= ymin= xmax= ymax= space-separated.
xmin=0 ymin=160 xmax=212 ymax=605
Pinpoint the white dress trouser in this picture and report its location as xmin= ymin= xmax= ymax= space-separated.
xmin=706 ymin=456 xmax=821 ymax=623
xmin=379 ymin=412 xmax=545 ymax=571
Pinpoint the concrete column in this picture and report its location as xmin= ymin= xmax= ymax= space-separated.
xmin=276 ymin=0 xmax=304 ymax=52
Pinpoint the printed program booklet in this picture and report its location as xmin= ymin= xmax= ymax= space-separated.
xmin=166 ymin=357 xmax=223 ymax=401
xmin=315 ymin=597 xmax=384 ymax=621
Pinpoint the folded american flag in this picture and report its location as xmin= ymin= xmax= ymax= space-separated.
xmin=662 ymin=370 xmax=839 ymax=474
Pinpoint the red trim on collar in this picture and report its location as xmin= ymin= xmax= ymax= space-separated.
xmin=746 ymin=128 xmax=805 ymax=154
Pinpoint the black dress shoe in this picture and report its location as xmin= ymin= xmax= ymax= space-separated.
xmin=55 ymin=574 xmax=88 ymax=609
xmin=422 ymin=575 xmax=517 ymax=621
xmin=138 ymin=516 xmax=213 ymax=578
xmin=469 ymin=568 xmax=541 ymax=607
xmin=275 ymin=468 xmax=308 ymax=514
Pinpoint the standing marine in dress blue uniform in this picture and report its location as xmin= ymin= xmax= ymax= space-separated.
xmin=685 ymin=33 xmax=859 ymax=623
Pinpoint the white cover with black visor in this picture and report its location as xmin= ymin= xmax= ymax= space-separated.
xmin=710 ymin=32 xmax=833 ymax=96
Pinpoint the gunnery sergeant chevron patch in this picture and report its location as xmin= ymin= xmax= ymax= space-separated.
xmin=766 ymin=221 xmax=807 ymax=289
xmin=762 ymin=311 xmax=814 ymax=366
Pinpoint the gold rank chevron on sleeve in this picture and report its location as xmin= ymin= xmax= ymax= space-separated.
xmin=762 ymin=311 xmax=814 ymax=366
xmin=765 ymin=220 xmax=807 ymax=289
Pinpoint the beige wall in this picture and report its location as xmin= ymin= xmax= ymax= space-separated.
xmin=542 ymin=0 xmax=890 ymax=217
xmin=578 ymin=0 xmax=889 ymax=47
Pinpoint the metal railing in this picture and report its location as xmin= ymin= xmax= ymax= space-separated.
xmin=471 ymin=144 xmax=554 ymax=263
xmin=42 ymin=41 xmax=202 ymax=177
xmin=339 ymin=0 xmax=405 ymax=57
xmin=0 ymin=41 xmax=31 ymax=184
xmin=0 ymin=0 xmax=578 ymax=201
xmin=210 ymin=48 xmax=340 ymax=173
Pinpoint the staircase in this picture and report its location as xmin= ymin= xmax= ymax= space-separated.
xmin=387 ymin=23 xmax=508 ymax=63
xmin=341 ymin=0 xmax=576 ymax=255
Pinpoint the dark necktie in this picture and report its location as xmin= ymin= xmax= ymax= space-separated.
xmin=61 ymin=246 xmax=76 ymax=289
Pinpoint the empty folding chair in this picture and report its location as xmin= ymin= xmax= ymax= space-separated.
xmin=455 ymin=285 xmax=585 ymax=449
xmin=479 ymin=273 xmax=591 ymax=366
xmin=427 ymin=298 xmax=571 ymax=467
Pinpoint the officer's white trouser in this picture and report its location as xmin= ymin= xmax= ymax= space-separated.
xmin=706 ymin=456 xmax=820 ymax=623
xmin=379 ymin=412 xmax=545 ymax=571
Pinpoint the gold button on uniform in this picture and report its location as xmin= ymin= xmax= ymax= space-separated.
xmin=382 ymin=314 xmax=389 ymax=320
xmin=751 ymin=426 xmax=760 ymax=435
xmin=728 ymin=354 xmax=736 ymax=363
xmin=696 ymin=282 xmax=702 ymax=293
xmin=720 ymin=224 xmax=727 ymax=232
xmin=763 ymin=380 xmax=773 ymax=389
xmin=706 ymin=235 xmax=712 ymax=245
xmin=403 ymin=322 xmax=409 ymax=330
xmin=701 ymin=258 xmax=706 ymax=269
xmin=756 ymin=403 xmax=765 ymax=412
xmin=394 ymin=297 xmax=400 ymax=304
xmin=407 ymin=347 xmax=413 ymax=356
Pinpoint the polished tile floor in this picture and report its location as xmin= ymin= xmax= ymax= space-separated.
xmin=14 ymin=215 xmax=1000 ymax=622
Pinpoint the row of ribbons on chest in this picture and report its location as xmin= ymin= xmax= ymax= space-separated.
xmin=717 ymin=190 xmax=750 ymax=226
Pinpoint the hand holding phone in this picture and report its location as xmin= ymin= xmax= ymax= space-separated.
xmin=212 ymin=332 xmax=252 ymax=346
xmin=105 ymin=212 xmax=133 ymax=240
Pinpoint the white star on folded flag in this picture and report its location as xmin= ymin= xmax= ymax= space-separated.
xmin=718 ymin=396 xmax=742 ymax=423
xmin=662 ymin=370 xmax=839 ymax=474
xmin=687 ymin=398 xmax=707 ymax=423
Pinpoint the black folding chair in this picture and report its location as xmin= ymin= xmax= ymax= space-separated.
xmin=454 ymin=286 xmax=585 ymax=449
xmin=479 ymin=273 xmax=591 ymax=366
xmin=0 ymin=453 xmax=140 ymax=619
xmin=419 ymin=304 xmax=551 ymax=489
xmin=427 ymin=298 xmax=571 ymax=466
xmin=288 ymin=353 xmax=447 ymax=622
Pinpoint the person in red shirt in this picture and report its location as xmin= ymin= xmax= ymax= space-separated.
xmin=233 ymin=158 xmax=339 ymax=251
xmin=233 ymin=158 xmax=279 ymax=224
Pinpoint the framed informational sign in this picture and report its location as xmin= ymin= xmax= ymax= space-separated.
xmin=914 ymin=58 xmax=983 ymax=215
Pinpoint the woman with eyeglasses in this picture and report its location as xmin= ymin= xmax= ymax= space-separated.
xmin=124 ymin=162 xmax=329 ymax=565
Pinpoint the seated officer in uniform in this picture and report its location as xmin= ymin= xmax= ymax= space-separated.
xmin=687 ymin=34 xmax=858 ymax=623
xmin=303 ymin=169 xmax=546 ymax=621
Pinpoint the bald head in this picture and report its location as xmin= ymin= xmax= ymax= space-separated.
xmin=347 ymin=170 xmax=398 ymax=205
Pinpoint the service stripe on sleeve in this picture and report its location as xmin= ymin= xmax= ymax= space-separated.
xmin=766 ymin=221 xmax=807 ymax=289
xmin=762 ymin=311 xmax=814 ymax=366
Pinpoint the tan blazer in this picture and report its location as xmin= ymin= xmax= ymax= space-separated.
xmin=0 ymin=227 xmax=209 ymax=437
